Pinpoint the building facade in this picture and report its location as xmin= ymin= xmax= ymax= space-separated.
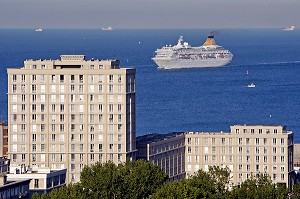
xmin=0 ymin=157 xmax=9 ymax=174
xmin=7 ymin=167 xmax=66 ymax=196
xmin=7 ymin=55 xmax=136 ymax=183
xmin=147 ymin=125 xmax=294 ymax=188
xmin=0 ymin=122 xmax=8 ymax=157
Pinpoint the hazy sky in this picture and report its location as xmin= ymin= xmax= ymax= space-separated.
xmin=0 ymin=0 xmax=299 ymax=29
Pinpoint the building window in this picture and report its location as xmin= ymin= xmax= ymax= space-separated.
xmin=60 ymin=75 xmax=64 ymax=83
xmin=212 ymin=146 xmax=216 ymax=154
xmin=256 ymin=147 xmax=259 ymax=154
xmin=109 ymin=144 xmax=113 ymax=152
xmin=255 ymin=156 xmax=259 ymax=163
xmin=238 ymin=147 xmax=242 ymax=154
xmin=12 ymin=74 xmax=17 ymax=82
xmin=34 ymin=179 xmax=39 ymax=188
xmin=99 ymin=144 xmax=103 ymax=152
xmin=109 ymin=85 xmax=113 ymax=93
xmin=32 ymin=104 xmax=36 ymax=112
xmin=41 ymin=144 xmax=45 ymax=152
xmin=22 ymin=94 xmax=26 ymax=102
xmin=79 ymin=85 xmax=84 ymax=93
xmin=273 ymin=147 xmax=277 ymax=154
xmin=273 ymin=156 xmax=277 ymax=163
xmin=187 ymin=146 xmax=191 ymax=153
xmin=221 ymin=138 xmax=225 ymax=145
xmin=32 ymin=134 xmax=37 ymax=142
xmin=12 ymin=84 xmax=17 ymax=93
xmin=32 ymin=144 xmax=36 ymax=152
xmin=90 ymin=134 xmax=94 ymax=141
xmin=204 ymin=138 xmax=208 ymax=145
xmin=90 ymin=154 xmax=95 ymax=162
xmin=71 ymin=144 xmax=75 ymax=152
xmin=204 ymin=155 xmax=208 ymax=162
xmin=22 ymin=154 xmax=26 ymax=162
xmin=13 ymin=154 xmax=17 ymax=162
xmin=71 ymin=164 xmax=75 ymax=172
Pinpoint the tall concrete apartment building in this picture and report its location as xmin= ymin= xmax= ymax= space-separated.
xmin=7 ymin=55 xmax=136 ymax=183
xmin=146 ymin=125 xmax=294 ymax=188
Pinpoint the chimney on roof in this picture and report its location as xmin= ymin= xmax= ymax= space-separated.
xmin=0 ymin=174 xmax=7 ymax=186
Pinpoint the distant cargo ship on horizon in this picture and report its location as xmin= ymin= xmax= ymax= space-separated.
xmin=35 ymin=28 xmax=43 ymax=32
xmin=101 ymin=26 xmax=113 ymax=31
xmin=282 ymin=26 xmax=295 ymax=31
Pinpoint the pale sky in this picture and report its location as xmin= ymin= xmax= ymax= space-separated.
xmin=0 ymin=0 xmax=299 ymax=29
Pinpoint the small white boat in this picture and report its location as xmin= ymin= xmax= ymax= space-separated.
xmin=101 ymin=26 xmax=113 ymax=31
xmin=282 ymin=26 xmax=295 ymax=31
xmin=247 ymin=83 xmax=255 ymax=88
xmin=35 ymin=28 xmax=43 ymax=32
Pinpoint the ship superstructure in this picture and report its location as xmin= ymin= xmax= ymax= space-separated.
xmin=152 ymin=33 xmax=233 ymax=69
xmin=282 ymin=26 xmax=295 ymax=31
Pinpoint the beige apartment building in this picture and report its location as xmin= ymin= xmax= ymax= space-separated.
xmin=147 ymin=125 xmax=294 ymax=188
xmin=7 ymin=55 xmax=136 ymax=183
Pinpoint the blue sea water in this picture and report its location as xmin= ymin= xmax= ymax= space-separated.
xmin=0 ymin=29 xmax=300 ymax=141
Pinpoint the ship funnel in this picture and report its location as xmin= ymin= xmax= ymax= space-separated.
xmin=202 ymin=33 xmax=216 ymax=46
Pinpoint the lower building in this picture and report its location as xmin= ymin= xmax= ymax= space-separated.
xmin=0 ymin=174 xmax=31 ymax=199
xmin=146 ymin=125 xmax=294 ymax=188
xmin=294 ymin=143 xmax=300 ymax=167
xmin=7 ymin=166 xmax=66 ymax=196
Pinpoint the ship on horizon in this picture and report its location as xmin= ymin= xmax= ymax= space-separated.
xmin=282 ymin=26 xmax=295 ymax=31
xmin=152 ymin=33 xmax=233 ymax=69
xmin=101 ymin=26 xmax=113 ymax=31
xmin=35 ymin=28 xmax=43 ymax=32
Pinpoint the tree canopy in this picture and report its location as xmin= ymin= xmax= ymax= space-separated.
xmin=35 ymin=162 xmax=293 ymax=199
xmin=37 ymin=159 xmax=168 ymax=199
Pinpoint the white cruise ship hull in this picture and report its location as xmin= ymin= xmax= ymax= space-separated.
xmin=152 ymin=57 xmax=232 ymax=69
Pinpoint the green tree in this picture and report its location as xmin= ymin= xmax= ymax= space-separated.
xmin=229 ymin=174 xmax=287 ymax=199
xmin=31 ymin=193 xmax=40 ymax=199
xmin=118 ymin=160 xmax=168 ymax=198
xmin=151 ymin=166 xmax=231 ymax=199
xmin=150 ymin=180 xmax=200 ymax=199
xmin=293 ymin=182 xmax=300 ymax=199
xmin=79 ymin=159 xmax=168 ymax=199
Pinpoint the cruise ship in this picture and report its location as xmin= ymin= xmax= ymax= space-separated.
xmin=152 ymin=33 xmax=233 ymax=69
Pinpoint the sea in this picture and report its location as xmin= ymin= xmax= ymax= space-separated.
xmin=0 ymin=29 xmax=300 ymax=141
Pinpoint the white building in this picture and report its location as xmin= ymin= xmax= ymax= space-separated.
xmin=147 ymin=125 xmax=294 ymax=188
xmin=7 ymin=55 xmax=136 ymax=183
